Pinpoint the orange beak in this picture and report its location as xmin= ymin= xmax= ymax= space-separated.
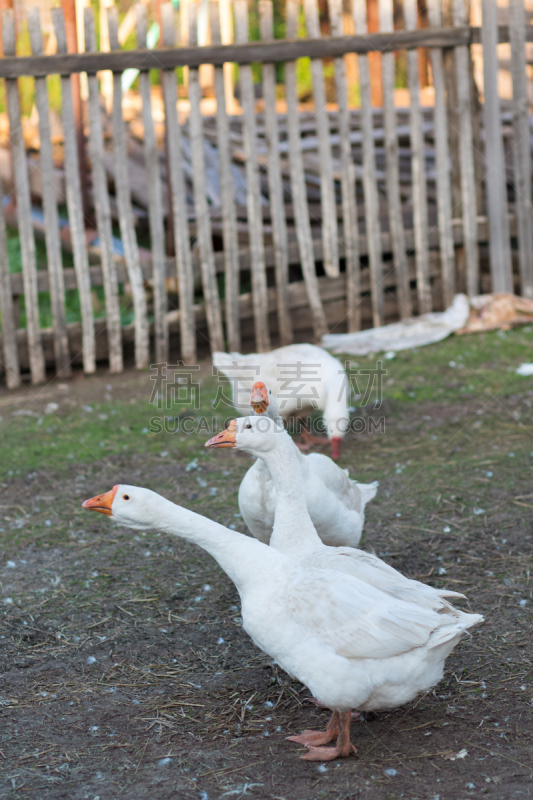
xmin=250 ymin=382 xmax=269 ymax=415
xmin=205 ymin=419 xmax=237 ymax=449
xmin=82 ymin=485 xmax=118 ymax=516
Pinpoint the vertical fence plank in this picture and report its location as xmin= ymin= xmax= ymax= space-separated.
xmin=2 ymin=10 xmax=45 ymax=384
xmin=52 ymin=8 xmax=95 ymax=375
xmin=285 ymin=0 xmax=328 ymax=339
xmin=303 ymin=0 xmax=339 ymax=278
xmin=480 ymin=0 xmax=512 ymax=293
xmin=107 ymin=8 xmax=149 ymax=369
xmin=352 ymin=0 xmax=384 ymax=326
xmin=187 ymin=0 xmax=224 ymax=353
xmin=84 ymin=7 xmax=123 ymax=373
xmin=0 ymin=177 xmax=20 ymax=388
xmin=329 ymin=0 xmax=360 ymax=331
xmin=427 ymin=2 xmax=455 ymax=308
xmin=378 ymin=0 xmax=411 ymax=318
xmin=136 ymin=5 xmax=169 ymax=362
xmin=259 ymin=0 xmax=293 ymax=345
xmin=28 ymin=9 xmax=71 ymax=378
xmin=509 ymin=0 xmax=533 ymax=299
xmin=161 ymin=3 xmax=197 ymax=363
xmin=210 ymin=0 xmax=241 ymax=351
xmin=234 ymin=0 xmax=271 ymax=352
xmin=453 ymin=0 xmax=478 ymax=296
xmin=404 ymin=0 xmax=431 ymax=314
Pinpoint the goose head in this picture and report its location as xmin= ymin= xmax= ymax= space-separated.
xmin=249 ymin=381 xmax=280 ymax=420
xmin=205 ymin=415 xmax=286 ymax=459
xmin=82 ymin=484 xmax=163 ymax=531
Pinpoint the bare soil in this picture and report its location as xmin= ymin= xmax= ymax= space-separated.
xmin=0 ymin=340 xmax=532 ymax=800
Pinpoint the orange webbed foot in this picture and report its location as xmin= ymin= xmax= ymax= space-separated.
xmin=287 ymin=729 xmax=338 ymax=747
xmin=300 ymin=742 xmax=357 ymax=761
xmin=289 ymin=710 xmax=356 ymax=761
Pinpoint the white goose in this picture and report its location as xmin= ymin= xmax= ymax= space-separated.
xmin=213 ymin=344 xmax=351 ymax=459
xmin=83 ymin=478 xmax=482 ymax=761
xmin=241 ymin=381 xmax=378 ymax=547
xmin=208 ymin=417 xmax=471 ymax=613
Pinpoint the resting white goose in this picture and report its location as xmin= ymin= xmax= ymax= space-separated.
xmin=241 ymin=381 xmax=378 ymax=547
xmin=83 ymin=479 xmax=483 ymax=761
xmin=213 ymin=344 xmax=351 ymax=459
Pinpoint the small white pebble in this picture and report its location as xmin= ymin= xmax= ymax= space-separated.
xmin=90 ymin=726 xmax=99 ymax=732
xmin=45 ymin=520 xmax=52 ymax=527
xmin=6 ymin=561 xmax=16 ymax=568
xmin=86 ymin=656 xmax=97 ymax=665
xmin=474 ymin=508 xmax=485 ymax=516
xmin=158 ymin=757 xmax=172 ymax=767
xmin=438 ymin=567 xmax=447 ymax=576
xmin=194 ymin=596 xmax=203 ymax=603
xmin=384 ymin=768 xmax=397 ymax=777
xmin=384 ymin=351 xmax=395 ymax=360
xmin=509 ymin=452 xmax=515 ymax=458
xmin=443 ymin=526 xmax=451 ymax=533
xmin=217 ymin=637 xmax=225 ymax=645
xmin=519 ymin=599 xmax=528 ymax=607
xmin=317 ymin=765 xmax=328 ymax=773
xmin=82 ymin=405 xmax=93 ymax=413
xmin=4 ymin=598 xmax=13 ymax=605
xmin=203 ymin=584 xmax=211 ymax=592
xmin=144 ymin=551 xmax=151 ymax=557
xmin=264 ymin=701 xmax=274 ymax=708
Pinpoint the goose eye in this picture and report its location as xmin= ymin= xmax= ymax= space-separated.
xmin=122 ymin=494 xmax=130 ymax=500
xmin=245 ymin=424 xmax=252 ymax=429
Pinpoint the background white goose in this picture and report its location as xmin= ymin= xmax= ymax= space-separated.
xmin=241 ymin=381 xmax=378 ymax=547
xmin=84 ymin=481 xmax=483 ymax=761
xmin=213 ymin=344 xmax=351 ymax=459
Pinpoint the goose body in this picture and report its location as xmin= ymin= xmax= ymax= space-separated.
xmin=241 ymin=381 xmax=378 ymax=547
xmin=84 ymin=478 xmax=482 ymax=759
xmin=239 ymin=449 xmax=377 ymax=547
xmin=213 ymin=344 xmax=351 ymax=458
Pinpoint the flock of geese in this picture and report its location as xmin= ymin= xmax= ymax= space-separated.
xmin=83 ymin=344 xmax=483 ymax=762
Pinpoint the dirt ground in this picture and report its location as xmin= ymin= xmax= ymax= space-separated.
xmin=0 ymin=329 xmax=532 ymax=800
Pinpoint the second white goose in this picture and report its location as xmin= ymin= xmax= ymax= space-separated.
xmin=240 ymin=381 xmax=378 ymax=548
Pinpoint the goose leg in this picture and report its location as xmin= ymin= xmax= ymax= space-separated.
xmin=305 ymin=697 xmax=361 ymax=721
xmin=287 ymin=711 xmax=339 ymax=747
xmin=300 ymin=711 xmax=357 ymax=761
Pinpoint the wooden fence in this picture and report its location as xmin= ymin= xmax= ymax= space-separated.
xmin=0 ymin=0 xmax=532 ymax=389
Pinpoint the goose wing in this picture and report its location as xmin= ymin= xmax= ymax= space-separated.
xmin=286 ymin=570 xmax=444 ymax=660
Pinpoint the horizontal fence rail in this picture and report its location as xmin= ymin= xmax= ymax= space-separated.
xmin=0 ymin=26 xmax=530 ymax=78
xmin=0 ymin=0 xmax=532 ymax=388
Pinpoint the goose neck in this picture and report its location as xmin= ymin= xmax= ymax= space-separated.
xmin=257 ymin=442 xmax=322 ymax=556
